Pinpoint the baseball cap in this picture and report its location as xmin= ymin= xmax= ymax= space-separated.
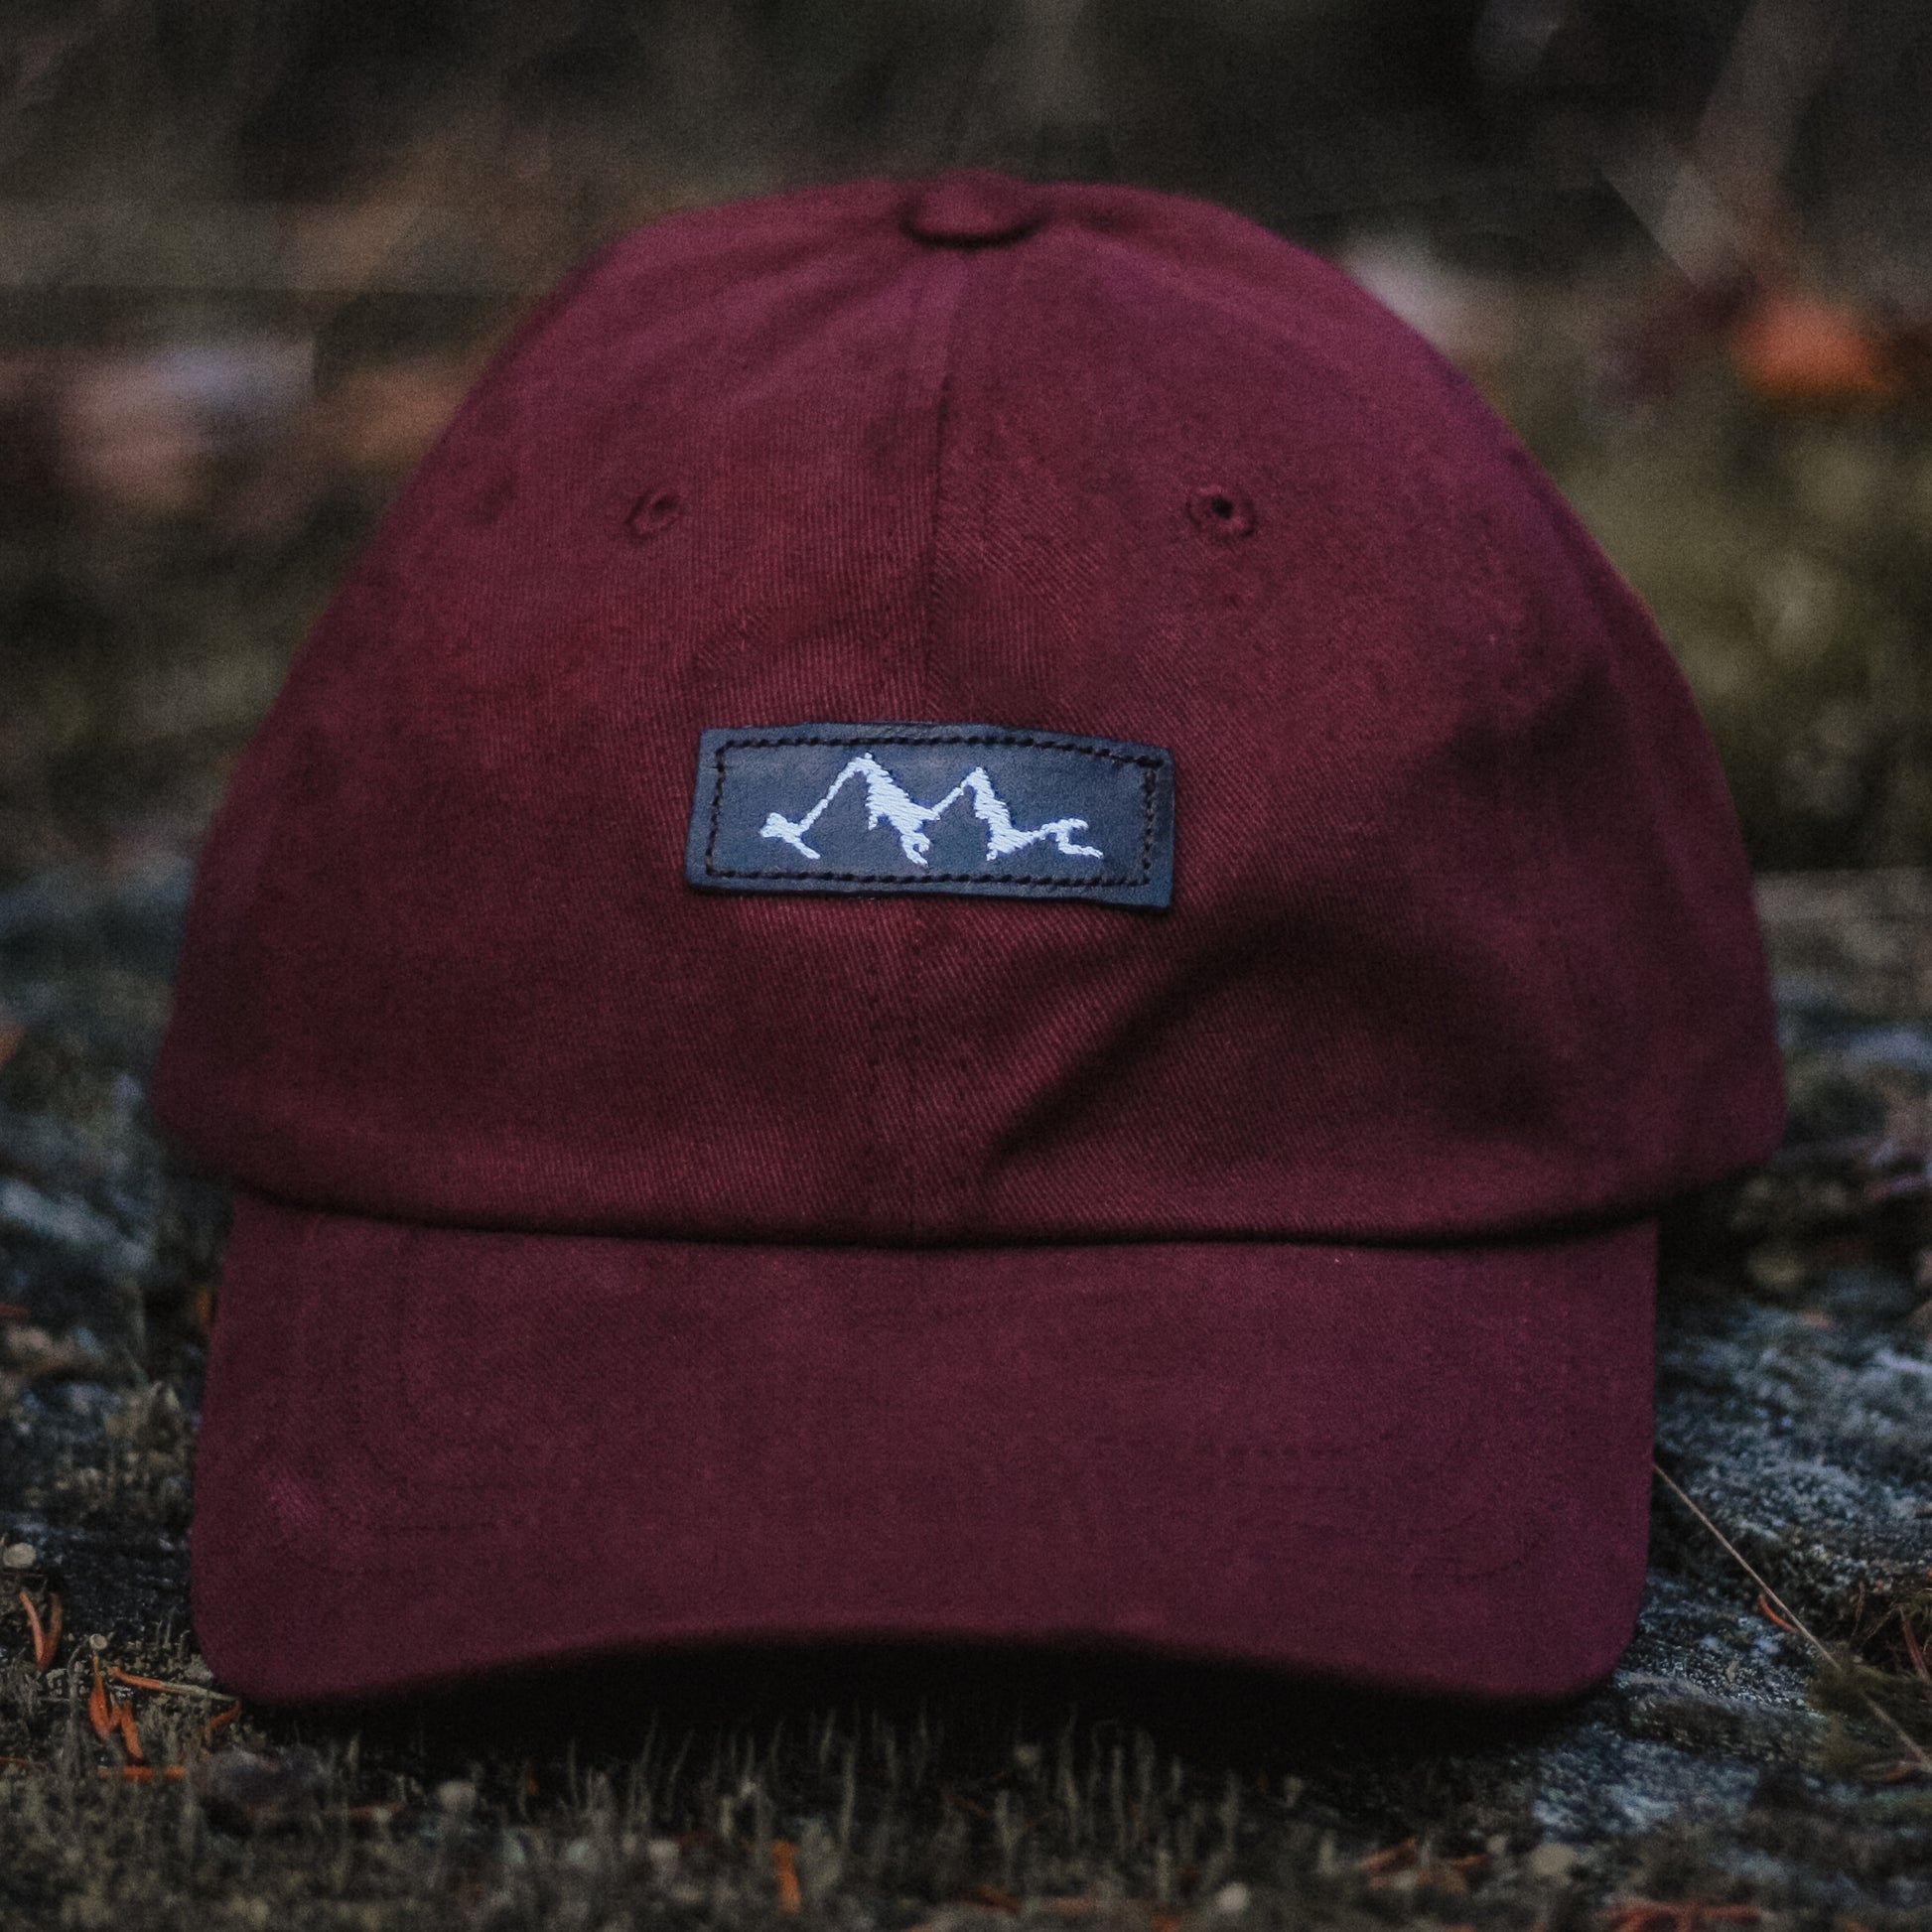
xmin=152 ymin=170 xmax=1785 ymax=1705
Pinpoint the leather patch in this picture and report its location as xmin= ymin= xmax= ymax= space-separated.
xmin=686 ymin=724 xmax=1173 ymax=908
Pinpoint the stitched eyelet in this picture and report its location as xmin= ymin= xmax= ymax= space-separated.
xmin=626 ymin=486 xmax=684 ymax=541
xmin=1186 ymin=485 xmax=1255 ymax=538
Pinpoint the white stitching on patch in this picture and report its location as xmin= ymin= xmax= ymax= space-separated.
xmin=759 ymin=753 xmax=1104 ymax=867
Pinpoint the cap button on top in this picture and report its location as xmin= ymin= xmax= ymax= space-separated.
xmin=901 ymin=171 xmax=1046 ymax=247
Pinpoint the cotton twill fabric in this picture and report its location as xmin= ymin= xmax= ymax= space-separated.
xmin=155 ymin=173 xmax=1784 ymax=1705
xmin=192 ymin=1191 xmax=1657 ymax=1704
xmin=153 ymin=176 xmax=1785 ymax=1252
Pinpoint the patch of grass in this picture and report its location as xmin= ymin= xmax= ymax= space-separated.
xmin=0 ymin=1662 xmax=1564 ymax=1932
xmin=1809 ymin=1577 xmax=1932 ymax=1777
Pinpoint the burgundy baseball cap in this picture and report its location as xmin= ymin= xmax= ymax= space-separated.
xmin=154 ymin=170 xmax=1784 ymax=1705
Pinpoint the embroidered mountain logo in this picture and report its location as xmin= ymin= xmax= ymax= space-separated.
xmin=760 ymin=754 xmax=1104 ymax=866
xmin=686 ymin=723 xmax=1175 ymax=909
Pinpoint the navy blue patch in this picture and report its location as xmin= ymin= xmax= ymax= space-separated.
xmin=686 ymin=724 xmax=1173 ymax=909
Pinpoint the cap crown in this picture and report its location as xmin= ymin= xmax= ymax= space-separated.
xmin=155 ymin=174 xmax=1783 ymax=1243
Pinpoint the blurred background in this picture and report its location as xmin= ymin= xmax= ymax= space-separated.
xmin=2 ymin=0 xmax=1931 ymax=903
xmin=3 ymin=15 xmax=1932 ymax=1893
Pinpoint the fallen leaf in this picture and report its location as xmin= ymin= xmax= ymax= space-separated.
xmin=771 ymin=1838 xmax=801 ymax=1913
xmin=1606 ymin=1902 xmax=1760 ymax=1932
xmin=1728 ymin=293 xmax=1902 ymax=407
xmin=1359 ymin=1836 xmax=1482 ymax=1894
xmin=3 ymin=1325 xmax=112 ymax=1380
xmin=968 ymin=1884 xmax=1021 ymax=1914
xmin=1359 ymin=1838 xmax=1418 ymax=1876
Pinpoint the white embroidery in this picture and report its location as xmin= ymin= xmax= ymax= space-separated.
xmin=760 ymin=754 xmax=1103 ymax=867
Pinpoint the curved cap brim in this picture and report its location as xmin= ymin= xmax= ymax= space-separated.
xmin=191 ymin=1193 xmax=1656 ymax=1704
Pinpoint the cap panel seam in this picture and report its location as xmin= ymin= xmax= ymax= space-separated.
xmin=910 ymin=253 xmax=980 ymax=1231
xmin=863 ymin=251 xmax=972 ymax=1230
